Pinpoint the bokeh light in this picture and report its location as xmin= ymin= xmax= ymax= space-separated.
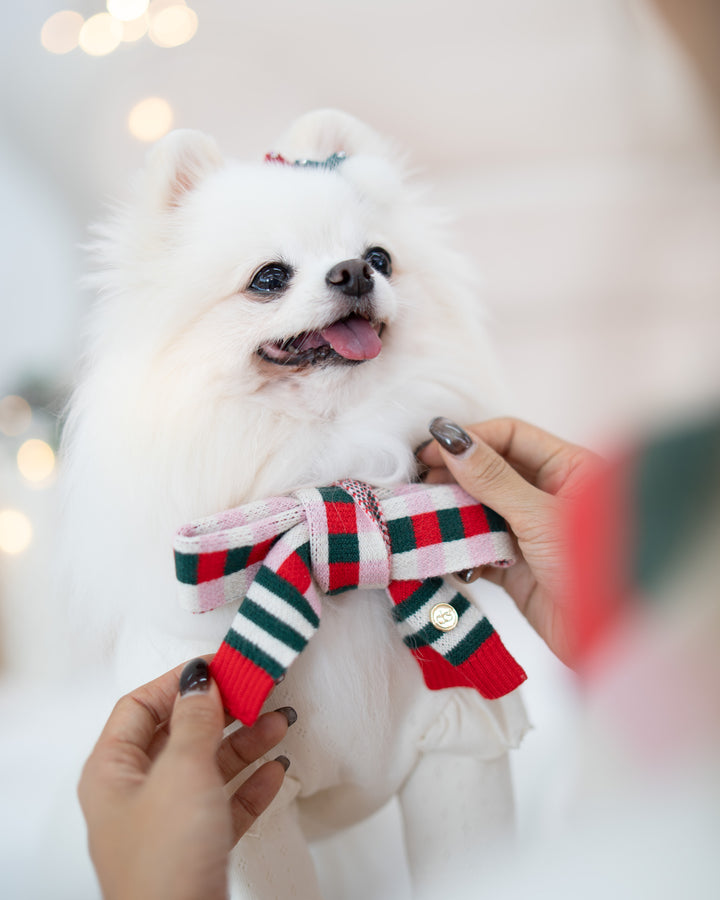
xmin=41 ymin=2 xmax=198 ymax=55
xmin=148 ymin=4 xmax=197 ymax=48
xmin=0 ymin=395 xmax=32 ymax=437
xmin=148 ymin=0 xmax=187 ymax=15
xmin=40 ymin=10 xmax=84 ymax=54
xmin=121 ymin=14 xmax=149 ymax=42
xmin=128 ymin=96 xmax=174 ymax=142
xmin=107 ymin=0 xmax=149 ymax=22
xmin=78 ymin=12 xmax=123 ymax=56
xmin=17 ymin=439 xmax=56 ymax=484
xmin=0 ymin=510 xmax=33 ymax=555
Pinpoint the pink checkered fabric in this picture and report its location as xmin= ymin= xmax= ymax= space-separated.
xmin=175 ymin=480 xmax=526 ymax=724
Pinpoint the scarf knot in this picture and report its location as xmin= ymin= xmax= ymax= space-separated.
xmin=175 ymin=480 xmax=526 ymax=724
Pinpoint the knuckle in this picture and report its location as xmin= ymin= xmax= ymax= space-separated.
xmin=181 ymin=698 xmax=219 ymax=730
xmin=471 ymin=449 xmax=508 ymax=488
xmin=225 ymin=729 xmax=252 ymax=767
xmin=111 ymin=694 xmax=133 ymax=719
xmin=516 ymin=498 xmax=559 ymax=544
xmin=565 ymin=446 xmax=601 ymax=488
xmin=96 ymin=740 xmax=147 ymax=777
xmin=233 ymin=792 xmax=262 ymax=822
xmin=114 ymin=691 xmax=163 ymax=728
xmin=171 ymin=701 xmax=221 ymax=754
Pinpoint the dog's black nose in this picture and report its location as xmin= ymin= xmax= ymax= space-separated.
xmin=326 ymin=259 xmax=374 ymax=297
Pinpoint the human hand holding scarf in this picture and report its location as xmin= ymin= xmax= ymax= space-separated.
xmin=420 ymin=417 xmax=602 ymax=667
xmin=78 ymin=658 xmax=293 ymax=900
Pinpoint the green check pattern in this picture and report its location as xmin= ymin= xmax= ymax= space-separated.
xmin=174 ymin=480 xmax=527 ymax=725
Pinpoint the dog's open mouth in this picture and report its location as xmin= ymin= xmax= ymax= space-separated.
xmin=258 ymin=314 xmax=385 ymax=368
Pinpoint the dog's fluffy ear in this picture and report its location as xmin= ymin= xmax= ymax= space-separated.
xmin=142 ymin=129 xmax=224 ymax=209
xmin=274 ymin=109 xmax=394 ymax=163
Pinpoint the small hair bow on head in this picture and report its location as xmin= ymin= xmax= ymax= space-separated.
xmin=264 ymin=150 xmax=347 ymax=170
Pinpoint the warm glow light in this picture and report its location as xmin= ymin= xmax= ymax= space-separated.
xmin=148 ymin=0 xmax=187 ymax=16
xmin=128 ymin=97 xmax=174 ymax=142
xmin=17 ymin=439 xmax=56 ymax=484
xmin=41 ymin=10 xmax=84 ymax=54
xmin=0 ymin=510 xmax=33 ymax=555
xmin=79 ymin=12 xmax=123 ymax=56
xmin=121 ymin=13 xmax=149 ymax=42
xmin=0 ymin=395 xmax=32 ymax=437
xmin=107 ymin=0 xmax=149 ymax=21
xmin=149 ymin=4 xmax=197 ymax=48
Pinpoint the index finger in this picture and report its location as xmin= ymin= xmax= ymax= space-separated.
xmin=97 ymin=655 xmax=214 ymax=753
xmin=421 ymin=417 xmax=592 ymax=495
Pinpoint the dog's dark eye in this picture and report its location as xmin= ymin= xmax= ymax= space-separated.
xmin=248 ymin=263 xmax=292 ymax=295
xmin=364 ymin=247 xmax=392 ymax=277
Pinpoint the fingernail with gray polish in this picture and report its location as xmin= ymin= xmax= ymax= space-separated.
xmin=455 ymin=568 xmax=476 ymax=583
xmin=275 ymin=755 xmax=291 ymax=772
xmin=274 ymin=706 xmax=297 ymax=727
xmin=179 ymin=658 xmax=211 ymax=695
xmin=429 ymin=417 xmax=474 ymax=456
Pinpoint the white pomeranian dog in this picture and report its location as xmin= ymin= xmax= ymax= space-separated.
xmin=62 ymin=110 xmax=528 ymax=899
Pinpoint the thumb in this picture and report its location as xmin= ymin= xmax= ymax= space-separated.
xmin=428 ymin=417 xmax=551 ymax=537
xmin=166 ymin=658 xmax=225 ymax=763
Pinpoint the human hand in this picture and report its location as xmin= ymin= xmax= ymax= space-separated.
xmin=419 ymin=417 xmax=601 ymax=666
xmin=78 ymin=657 xmax=294 ymax=900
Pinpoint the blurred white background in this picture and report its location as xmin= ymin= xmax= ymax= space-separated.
xmin=1 ymin=1 xmax=719 ymax=897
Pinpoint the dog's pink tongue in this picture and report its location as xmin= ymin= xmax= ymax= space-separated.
xmin=320 ymin=317 xmax=382 ymax=360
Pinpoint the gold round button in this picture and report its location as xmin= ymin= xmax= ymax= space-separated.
xmin=429 ymin=602 xmax=459 ymax=632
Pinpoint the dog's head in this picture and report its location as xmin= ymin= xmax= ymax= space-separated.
xmin=76 ymin=110 xmax=500 ymax=507
xmin=90 ymin=111 xmax=490 ymax=425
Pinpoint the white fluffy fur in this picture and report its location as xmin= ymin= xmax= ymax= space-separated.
xmin=62 ymin=111 xmax=523 ymax=899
